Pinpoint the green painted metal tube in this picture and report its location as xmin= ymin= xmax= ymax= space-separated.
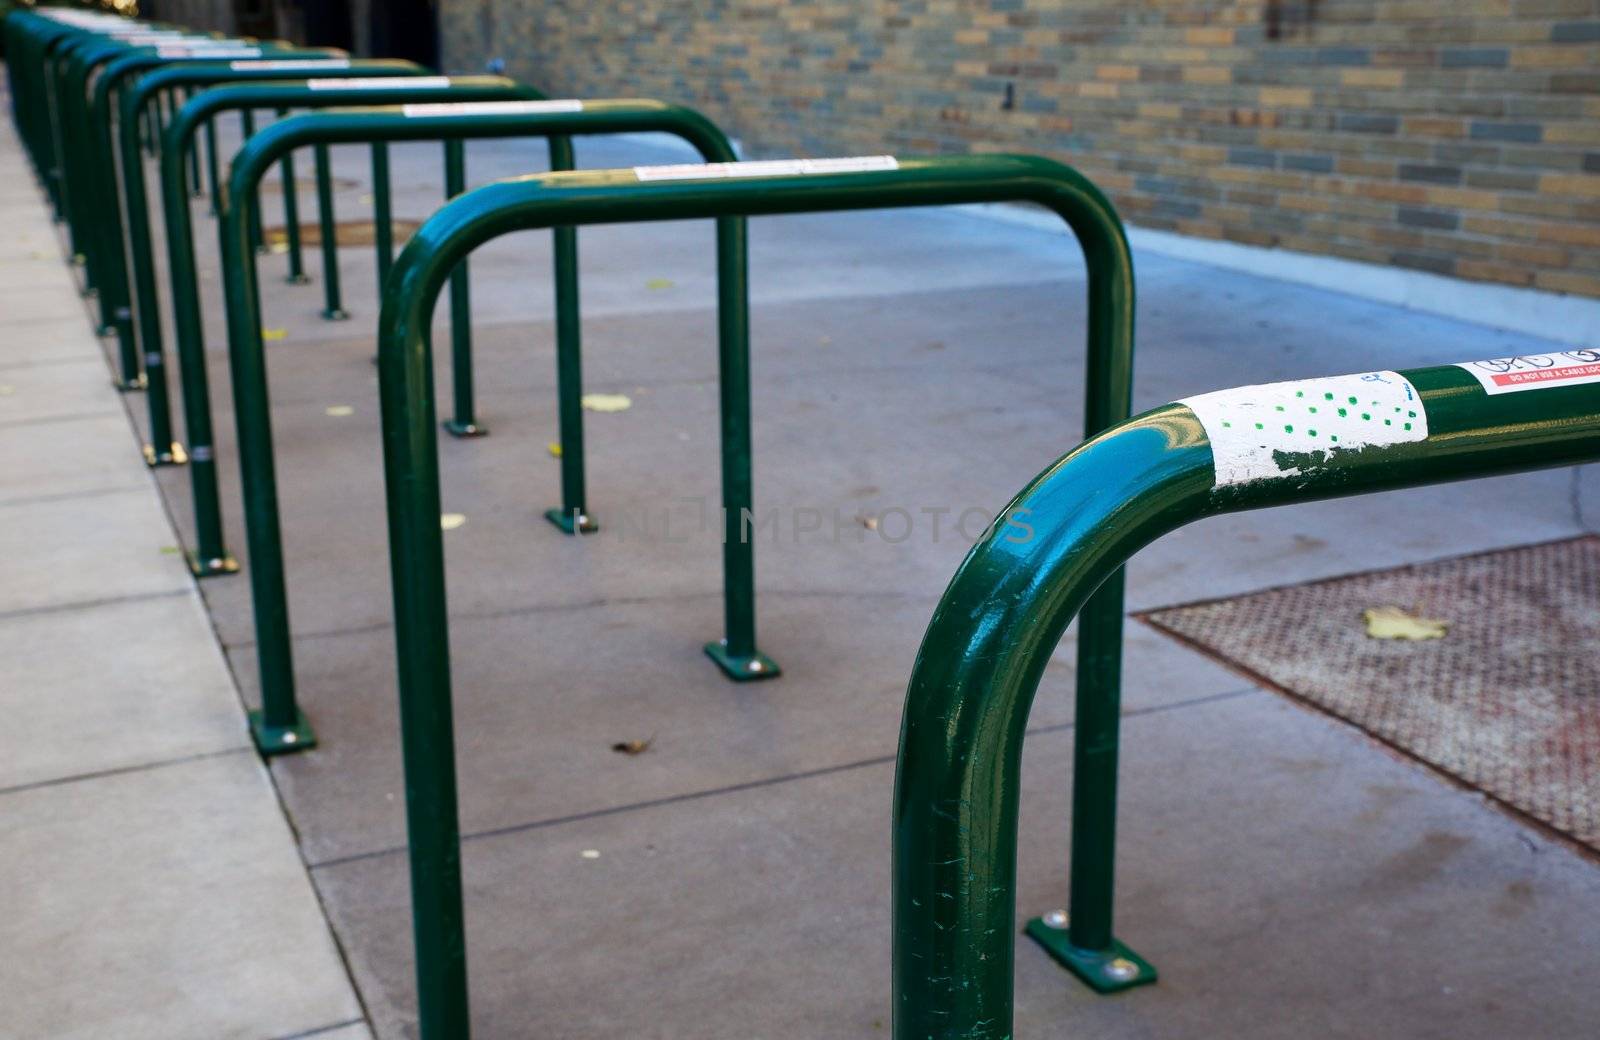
xmin=116 ymin=62 xmax=421 ymax=465
xmin=277 ymin=108 xmax=308 ymax=283
xmin=892 ymin=361 xmax=1600 ymax=1036
xmin=442 ymin=140 xmax=480 ymax=435
xmin=371 ymin=141 xmax=394 ymax=299
xmin=78 ymin=45 xmax=328 ymax=383
xmin=373 ymin=151 xmax=1132 ymax=1037
xmin=210 ymin=98 xmax=730 ymax=757
xmin=242 ymin=108 xmax=264 ymax=253
xmin=314 ymin=144 xmax=347 ymax=319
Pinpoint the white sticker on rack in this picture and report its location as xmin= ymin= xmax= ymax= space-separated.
xmin=634 ymin=155 xmax=899 ymax=182
xmin=156 ymin=46 xmax=262 ymax=58
xmin=306 ymin=76 xmax=453 ymax=90
xmin=228 ymin=58 xmax=353 ymax=71
xmin=401 ymin=99 xmax=584 ymax=118
xmin=1181 ymin=370 xmax=1427 ymax=488
xmin=1455 ymin=351 xmax=1600 ymax=395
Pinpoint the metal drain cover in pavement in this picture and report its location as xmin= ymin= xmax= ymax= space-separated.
xmin=1142 ymin=536 xmax=1600 ymax=853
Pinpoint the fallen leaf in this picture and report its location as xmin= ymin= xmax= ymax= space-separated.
xmin=325 ymin=404 xmax=354 ymax=417
xmin=268 ymin=242 xmax=289 ymax=255
xmin=359 ymin=193 xmax=375 ymax=205
xmin=611 ymin=735 xmax=655 ymax=755
xmin=262 ymin=327 xmax=288 ymax=341
xmin=580 ymin=849 xmax=601 ymax=860
xmin=440 ymin=513 xmax=467 ymax=530
xmin=1362 ymin=606 xmax=1448 ymax=641
xmin=857 ymin=514 xmax=879 ymax=531
xmin=819 ymin=335 xmax=832 ymax=345
xmin=581 ymin=393 xmax=632 ymax=413
xmin=645 ymin=277 xmax=674 ymax=290
xmin=0 ymin=384 xmax=14 ymax=396
xmin=159 ymin=545 xmax=181 ymax=555
xmin=547 ymin=442 xmax=562 ymax=458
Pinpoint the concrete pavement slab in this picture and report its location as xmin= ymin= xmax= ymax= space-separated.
xmin=0 ymin=356 xmax=126 ymax=424
xmin=0 ymin=412 xmax=148 ymax=504
xmin=313 ymin=691 xmax=1600 ymax=1039
xmin=1 ymin=753 xmax=364 ymax=1040
xmin=0 ymin=486 xmax=193 ymax=614
xmin=0 ymin=592 xmax=249 ymax=789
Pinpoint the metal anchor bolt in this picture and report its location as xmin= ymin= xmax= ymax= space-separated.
xmin=1105 ymin=957 xmax=1139 ymax=982
xmin=1040 ymin=909 xmax=1068 ymax=929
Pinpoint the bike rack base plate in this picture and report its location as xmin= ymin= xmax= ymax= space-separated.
xmin=543 ymin=506 xmax=598 ymax=535
xmin=703 ymin=641 xmax=782 ymax=682
xmin=249 ymin=707 xmax=317 ymax=757
xmin=1024 ymin=917 xmax=1158 ymax=994
xmin=442 ymin=420 xmax=489 ymax=439
xmin=187 ymin=550 xmax=240 ymax=578
xmin=143 ymin=441 xmax=189 ymax=468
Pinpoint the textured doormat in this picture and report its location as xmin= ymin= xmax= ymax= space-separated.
xmin=1141 ymin=536 xmax=1600 ymax=855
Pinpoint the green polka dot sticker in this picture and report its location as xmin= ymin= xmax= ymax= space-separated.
xmin=1180 ymin=371 xmax=1428 ymax=487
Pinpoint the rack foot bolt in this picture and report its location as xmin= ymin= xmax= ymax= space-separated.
xmin=1025 ymin=915 xmax=1157 ymax=994
xmin=187 ymin=550 xmax=240 ymax=578
xmin=704 ymin=640 xmax=781 ymax=682
xmin=544 ymin=507 xmax=598 ymax=535
xmin=443 ymin=420 xmax=489 ymax=439
xmin=143 ymin=442 xmax=189 ymax=468
xmin=321 ymin=308 xmax=350 ymax=321
xmin=113 ymin=374 xmax=147 ymax=393
xmin=249 ymin=708 xmax=317 ymax=756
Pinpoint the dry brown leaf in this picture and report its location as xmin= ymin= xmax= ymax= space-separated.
xmin=1362 ymin=606 xmax=1448 ymax=641
xmin=611 ymin=735 xmax=655 ymax=755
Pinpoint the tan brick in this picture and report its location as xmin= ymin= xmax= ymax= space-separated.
xmin=1096 ymin=64 xmax=1140 ymax=81
xmin=1138 ymin=102 xmax=1184 ymax=120
xmin=1185 ymin=27 xmax=1235 ymax=46
xmin=1499 ymin=241 xmax=1570 ymax=267
xmin=1544 ymin=122 xmax=1600 ymax=145
xmin=1402 ymin=117 xmax=1467 ymax=139
xmin=1183 ymin=65 xmax=1232 ymax=84
xmin=954 ymin=29 xmax=988 ymax=45
xmin=1536 ymin=270 xmax=1600 ymax=296
xmin=1422 ymin=186 xmax=1501 ymax=210
xmin=1259 ymin=86 xmax=1315 ymax=107
xmin=1537 ymin=221 xmax=1600 ymax=248
xmin=1459 ymin=259 xmax=1536 ymax=286
xmin=1078 ymin=82 xmax=1120 ymax=99
xmin=1510 ymin=46 xmax=1597 ymax=68
xmin=1541 ymin=174 xmax=1600 ymax=198
xmin=1342 ymin=68 xmax=1406 ymax=88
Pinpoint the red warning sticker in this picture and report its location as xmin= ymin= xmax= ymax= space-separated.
xmin=1456 ymin=351 xmax=1600 ymax=395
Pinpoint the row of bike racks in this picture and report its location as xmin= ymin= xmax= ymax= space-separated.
xmin=11 ymin=7 xmax=1597 ymax=1039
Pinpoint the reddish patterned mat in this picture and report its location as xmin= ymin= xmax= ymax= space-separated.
xmin=1143 ymin=536 xmax=1600 ymax=853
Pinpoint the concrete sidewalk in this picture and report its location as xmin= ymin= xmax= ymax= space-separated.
xmin=0 ymin=105 xmax=370 ymax=1040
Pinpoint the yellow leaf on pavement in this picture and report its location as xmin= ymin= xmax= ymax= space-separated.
xmin=1362 ymin=606 xmax=1448 ymax=641
xmin=581 ymin=393 xmax=632 ymax=413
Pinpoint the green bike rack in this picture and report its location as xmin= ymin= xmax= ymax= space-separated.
xmin=209 ymin=99 xmax=740 ymax=755
xmin=116 ymin=60 xmax=430 ymax=466
xmin=81 ymin=45 xmax=341 ymax=389
xmin=891 ymin=361 xmax=1600 ymax=1035
xmin=158 ymin=78 xmax=574 ymax=584
xmin=371 ymin=153 xmax=1132 ymax=1038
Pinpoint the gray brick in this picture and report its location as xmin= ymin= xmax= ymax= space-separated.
xmin=1283 ymin=153 xmax=1335 ymax=173
xmin=1469 ymin=121 xmax=1543 ymax=143
xmin=1397 ymin=207 xmax=1461 ymax=231
xmin=1550 ymin=21 xmax=1600 ymax=42
xmin=1586 ymin=153 xmax=1600 ymax=174
xmin=1316 ymin=47 xmax=1371 ymax=66
xmin=1228 ymin=147 xmax=1278 ymax=168
xmin=1441 ymin=47 xmax=1509 ymax=68
xmin=1398 ymin=163 xmax=1463 ymax=185
xmin=1392 ymin=251 xmax=1458 ymax=276
xmin=1337 ymin=112 xmax=1401 ymax=134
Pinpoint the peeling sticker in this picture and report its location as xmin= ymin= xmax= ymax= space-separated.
xmin=401 ymin=99 xmax=583 ymax=118
xmin=634 ymin=155 xmax=899 ymax=182
xmin=1182 ymin=371 xmax=1427 ymax=487
xmin=228 ymin=58 xmax=351 ymax=71
xmin=1456 ymin=351 xmax=1600 ymax=395
xmin=307 ymin=76 xmax=452 ymax=90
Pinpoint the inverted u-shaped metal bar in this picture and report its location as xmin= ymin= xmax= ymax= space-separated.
xmin=373 ymin=153 xmax=1133 ymax=1038
xmin=891 ymin=361 xmax=1600 ymax=1036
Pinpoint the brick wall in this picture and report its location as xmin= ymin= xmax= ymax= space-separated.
xmin=439 ymin=0 xmax=1600 ymax=298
